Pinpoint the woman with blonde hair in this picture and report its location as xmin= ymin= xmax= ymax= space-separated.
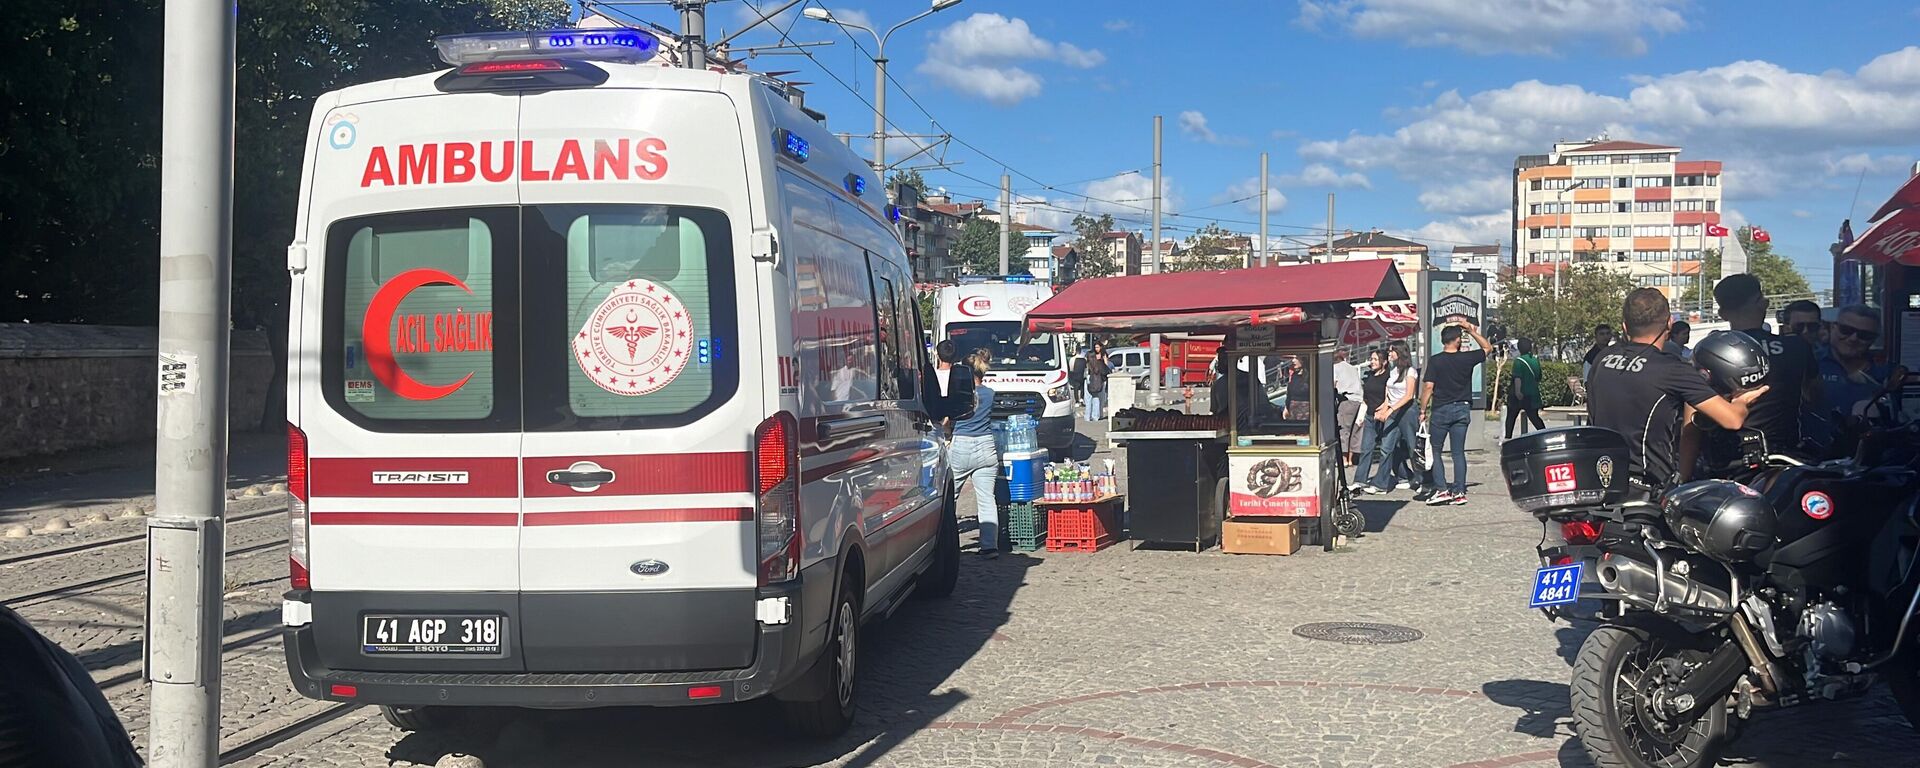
xmin=950 ymin=348 xmax=1002 ymax=557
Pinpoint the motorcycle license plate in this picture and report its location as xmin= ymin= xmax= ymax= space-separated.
xmin=1529 ymin=563 xmax=1583 ymax=608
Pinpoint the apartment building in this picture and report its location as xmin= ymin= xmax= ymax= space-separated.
xmin=1447 ymin=244 xmax=1506 ymax=309
xmin=1513 ymin=139 xmax=1724 ymax=300
xmin=1307 ymin=230 xmax=1429 ymax=294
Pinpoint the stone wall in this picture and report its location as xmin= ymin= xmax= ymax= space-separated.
xmin=0 ymin=324 xmax=276 ymax=460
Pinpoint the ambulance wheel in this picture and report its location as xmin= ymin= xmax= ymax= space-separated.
xmin=781 ymin=575 xmax=860 ymax=738
xmin=917 ymin=483 xmax=960 ymax=599
xmin=380 ymin=705 xmax=445 ymax=732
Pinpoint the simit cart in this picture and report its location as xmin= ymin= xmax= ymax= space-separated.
xmin=1023 ymin=260 xmax=1410 ymax=552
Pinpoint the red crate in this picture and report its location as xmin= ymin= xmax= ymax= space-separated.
xmin=1044 ymin=499 xmax=1121 ymax=553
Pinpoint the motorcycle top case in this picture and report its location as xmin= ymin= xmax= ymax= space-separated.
xmin=1501 ymin=427 xmax=1631 ymax=514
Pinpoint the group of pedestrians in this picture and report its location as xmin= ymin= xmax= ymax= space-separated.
xmin=1338 ymin=317 xmax=1491 ymax=507
xmin=1067 ymin=343 xmax=1112 ymax=421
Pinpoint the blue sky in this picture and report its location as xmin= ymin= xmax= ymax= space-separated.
xmin=601 ymin=0 xmax=1920 ymax=291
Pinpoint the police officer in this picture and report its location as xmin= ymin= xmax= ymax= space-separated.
xmin=1588 ymin=288 xmax=1766 ymax=493
xmin=1696 ymin=274 xmax=1820 ymax=474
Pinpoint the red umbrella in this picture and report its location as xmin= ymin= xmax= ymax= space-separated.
xmin=1868 ymin=172 xmax=1920 ymax=224
xmin=1844 ymin=205 xmax=1920 ymax=266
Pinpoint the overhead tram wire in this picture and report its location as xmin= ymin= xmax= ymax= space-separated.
xmin=742 ymin=1 xmax=1498 ymax=250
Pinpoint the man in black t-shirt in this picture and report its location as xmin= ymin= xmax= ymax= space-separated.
xmin=1699 ymin=274 xmax=1820 ymax=472
xmin=1588 ymin=289 xmax=1765 ymax=492
xmin=1582 ymin=324 xmax=1615 ymax=380
xmin=1420 ymin=319 xmax=1491 ymax=505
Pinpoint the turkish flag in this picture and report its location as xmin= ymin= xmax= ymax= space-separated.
xmin=1845 ymin=205 xmax=1920 ymax=265
xmin=1869 ymin=173 xmax=1920 ymax=223
xmin=1751 ymin=227 xmax=1772 ymax=243
xmin=1705 ymin=224 xmax=1730 ymax=237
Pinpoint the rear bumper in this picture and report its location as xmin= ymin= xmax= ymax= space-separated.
xmin=284 ymin=568 xmax=827 ymax=708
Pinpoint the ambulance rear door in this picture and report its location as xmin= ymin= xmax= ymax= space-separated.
xmin=298 ymin=90 xmax=526 ymax=672
xmin=512 ymin=84 xmax=763 ymax=673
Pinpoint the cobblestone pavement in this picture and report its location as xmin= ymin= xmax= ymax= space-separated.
xmin=8 ymin=419 xmax=1920 ymax=767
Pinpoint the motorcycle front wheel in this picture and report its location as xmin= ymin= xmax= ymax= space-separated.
xmin=1571 ymin=624 xmax=1731 ymax=768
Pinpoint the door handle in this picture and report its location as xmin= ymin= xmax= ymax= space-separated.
xmin=548 ymin=470 xmax=614 ymax=486
xmin=546 ymin=460 xmax=616 ymax=490
xmin=820 ymin=415 xmax=887 ymax=441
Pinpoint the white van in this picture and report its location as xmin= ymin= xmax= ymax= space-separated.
xmin=280 ymin=28 xmax=958 ymax=737
xmin=934 ymin=278 xmax=1074 ymax=457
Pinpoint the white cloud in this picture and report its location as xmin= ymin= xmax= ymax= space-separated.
xmin=1295 ymin=0 xmax=1688 ymax=56
xmin=1407 ymin=213 xmax=1509 ymax=248
xmin=1178 ymin=110 xmax=1246 ymax=146
xmin=1791 ymin=209 xmax=1814 ymax=219
xmin=1858 ymin=47 xmax=1920 ymax=87
xmin=1278 ymin=163 xmax=1372 ymax=189
xmin=1084 ymin=171 xmax=1181 ymax=216
xmin=1301 ymin=48 xmax=1920 ymax=216
xmin=1417 ymin=176 xmax=1509 ymax=215
xmin=918 ymin=13 xmax=1105 ymax=105
xmin=1103 ymin=19 xmax=1134 ymax=32
xmin=1222 ymin=177 xmax=1288 ymax=214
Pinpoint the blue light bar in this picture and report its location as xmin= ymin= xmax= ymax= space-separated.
xmin=435 ymin=29 xmax=661 ymax=66
xmin=777 ymin=129 xmax=810 ymax=162
xmin=886 ymin=205 xmax=904 ymax=222
xmin=845 ymin=174 xmax=867 ymax=197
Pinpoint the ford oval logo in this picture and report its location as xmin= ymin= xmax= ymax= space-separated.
xmin=630 ymin=559 xmax=670 ymax=577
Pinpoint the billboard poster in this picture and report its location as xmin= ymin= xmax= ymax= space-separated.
xmin=1423 ymin=271 xmax=1488 ymax=405
xmin=1228 ymin=453 xmax=1320 ymax=517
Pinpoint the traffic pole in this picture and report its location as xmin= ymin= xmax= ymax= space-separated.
xmin=1258 ymin=152 xmax=1269 ymax=268
xmin=148 ymin=0 xmax=236 ymax=764
xmin=1150 ymin=115 xmax=1163 ymax=405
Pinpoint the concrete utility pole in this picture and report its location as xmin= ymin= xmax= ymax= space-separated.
xmin=1150 ymin=115 xmax=1163 ymax=403
xmin=676 ymin=0 xmax=708 ymax=69
xmin=148 ymin=0 xmax=235 ymax=764
xmin=999 ymin=172 xmax=1011 ymax=275
xmin=1259 ymin=152 xmax=1269 ymax=268
xmin=804 ymin=0 xmax=965 ymax=170
xmin=1324 ymin=193 xmax=1335 ymax=264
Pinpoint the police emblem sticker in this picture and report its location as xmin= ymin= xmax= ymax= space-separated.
xmin=574 ymin=279 xmax=696 ymax=397
xmin=1595 ymin=455 xmax=1615 ymax=487
xmin=1801 ymin=491 xmax=1834 ymax=521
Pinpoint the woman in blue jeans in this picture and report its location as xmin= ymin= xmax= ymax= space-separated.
xmin=950 ymin=350 xmax=1002 ymax=558
xmin=1365 ymin=342 xmax=1421 ymax=494
xmin=1350 ymin=349 xmax=1390 ymax=489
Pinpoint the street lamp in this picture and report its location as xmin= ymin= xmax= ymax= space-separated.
xmin=805 ymin=0 xmax=964 ymax=171
xmin=1552 ymin=178 xmax=1589 ymax=299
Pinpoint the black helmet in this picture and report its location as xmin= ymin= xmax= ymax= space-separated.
xmin=1692 ymin=330 xmax=1769 ymax=395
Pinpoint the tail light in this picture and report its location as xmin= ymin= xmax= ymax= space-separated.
xmin=754 ymin=413 xmax=801 ymax=586
xmin=1561 ymin=519 xmax=1603 ymax=546
xmin=287 ymin=423 xmax=311 ymax=590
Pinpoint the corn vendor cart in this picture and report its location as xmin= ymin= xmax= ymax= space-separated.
xmin=1023 ymin=260 xmax=1410 ymax=552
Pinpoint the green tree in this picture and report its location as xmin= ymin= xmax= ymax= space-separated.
xmin=1070 ymin=213 xmax=1118 ymax=280
xmin=952 ymin=217 xmax=1026 ymax=275
xmin=1677 ymin=227 xmax=1815 ymax=308
xmin=887 ymin=168 xmax=928 ymax=198
xmin=1168 ymin=222 xmax=1242 ymax=272
xmin=1499 ymin=264 xmax=1636 ymax=360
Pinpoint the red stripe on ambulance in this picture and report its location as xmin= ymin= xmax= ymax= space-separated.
xmin=522 ymin=452 xmax=751 ymax=498
xmin=359 ymin=138 xmax=668 ymax=187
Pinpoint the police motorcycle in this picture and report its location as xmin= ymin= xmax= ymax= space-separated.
xmin=1509 ymin=333 xmax=1920 ymax=768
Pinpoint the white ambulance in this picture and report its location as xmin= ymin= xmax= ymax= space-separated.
xmin=280 ymin=28 xmax=958 ymax=737
xmin=934 ymin=278 xmax=1075 ymax=457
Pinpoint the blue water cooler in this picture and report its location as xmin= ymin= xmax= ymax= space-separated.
xmin=1001 ymin=448 xmax=1048 ymax=503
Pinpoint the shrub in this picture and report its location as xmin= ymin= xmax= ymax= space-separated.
xmin=1491 ymin=359 xmax=1581 ymax=408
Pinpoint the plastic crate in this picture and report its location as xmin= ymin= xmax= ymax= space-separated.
xmin=1045 ymin=500 xmax=1121 ymax=553
xmin=1007 ymin=503 xmax=1045 ymax=537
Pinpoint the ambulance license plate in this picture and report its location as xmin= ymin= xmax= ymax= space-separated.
xmin=362 ymin=615 xmax=504 ymax=655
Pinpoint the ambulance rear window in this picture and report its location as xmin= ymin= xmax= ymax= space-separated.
xmin=325 ymin=208 xmax=517 ymax=430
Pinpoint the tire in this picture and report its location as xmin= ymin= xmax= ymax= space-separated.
xmin=781 ymin=575 xmax=860 ymax=738
xmin=1571 ymin=624 xmax=1730 ymax=768
xmin=917 ymin=485 xmax=960 ymax=599
xmin=1884 ymin=652 xmax=1920 ymax=731
xmin=380 ymin=705 xmax=444 ymax=732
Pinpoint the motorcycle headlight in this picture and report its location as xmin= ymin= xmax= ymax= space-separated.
xmin=1046 ymin=385 xmax=1070 ymax=402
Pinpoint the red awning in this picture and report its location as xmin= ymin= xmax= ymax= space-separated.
xmin=1025 ymin=260 xmax=1410 ymax=334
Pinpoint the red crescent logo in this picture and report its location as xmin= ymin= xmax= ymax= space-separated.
xmin=362 ymin=268 xmax=475 ymax=401
xmin=957 ymin=296 xmax=992 ymax=317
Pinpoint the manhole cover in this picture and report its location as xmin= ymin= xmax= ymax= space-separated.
xmin=1291 ymin=622 xmax=1424 ymax=645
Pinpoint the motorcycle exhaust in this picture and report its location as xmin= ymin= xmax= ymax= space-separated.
xmin=1597 ymin=555 xmax=1732 ymax=613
